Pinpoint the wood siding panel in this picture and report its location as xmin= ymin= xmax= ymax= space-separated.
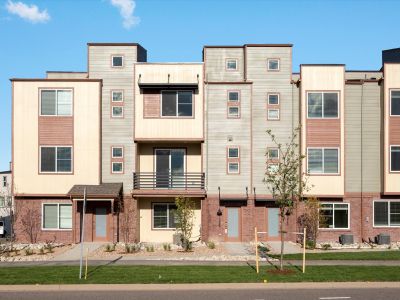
xmin=389 ymin=117 xmax=400 ymax=144
xmin=306 ymin=119 xmax=340 ymax=146
xmin=39 ymin=117 xmax=73 ymax=145
xmin=143 ymin=90 xmax=160 ymax=118
xmin=204 ymin=48 xmax=244 ymax=82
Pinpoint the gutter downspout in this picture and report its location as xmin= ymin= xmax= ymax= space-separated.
xmin=360 ymin=79 xmax=365 ymax=242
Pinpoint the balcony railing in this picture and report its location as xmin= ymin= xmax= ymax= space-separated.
xmin=133 ymin=172 xmax=205 ymax=190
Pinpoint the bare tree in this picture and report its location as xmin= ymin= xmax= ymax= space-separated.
xmin=18 ymin=202 xmax=41 ymax=243
xmin=263 ymin=126 xmax=311 ymax=270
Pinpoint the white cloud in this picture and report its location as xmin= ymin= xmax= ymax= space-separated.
xmin=5 ymin=0 xmax=50 ymax=23
xmin=110 ymin=0 xmax=140 ymax=29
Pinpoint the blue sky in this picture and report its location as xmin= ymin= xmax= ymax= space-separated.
xmin=0 ymin=0 xmax=399 ymax=171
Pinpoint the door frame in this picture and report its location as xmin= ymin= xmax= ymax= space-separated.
xmin=224 ymin=207 xmax=242 ymax=242
xmin=154 ymin=148 xmax=187 ymax=174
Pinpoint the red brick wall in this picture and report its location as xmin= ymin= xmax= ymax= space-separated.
xmin=118 ymin=195 xmax=139 ymax=243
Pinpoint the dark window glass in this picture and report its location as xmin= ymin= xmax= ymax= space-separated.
xmin=228 ymin=148 xmax=239 ymax=158
xmin=391 ymin=91 xmax=400 ymax=115
xmin=374 ymin=202 xmax=389 ymax=226
xmin=41 ymin=90 xmax=56 ymax=115
xmin=391 ymin=146 xmax=400 ymax=171
xmin=162 ymin=91 xmax=177 ymax=116
xmin=168 ymin=204 xmax=178 ymax=228
xmin=268 ymin=59 xmax=279 ymax=70
xmin=390 ymin=202 xmax=400 ymax=226
xmin=57 ymin=147 xmax=72 ymax=172
xmin=323 ymin=93 xmax=338 ymax=118
xmin=41 ymin=147 xmax=56 ymax=172
xmin=228 ymin=92 xmax=239 ymax=102
xmin=112 ymin=148 xmax=123 ymax=158
xmin=308 ymin=93 xmax=322 ymax=118
xmin=334 ymin=204 xmax=349 ymax=229
xmin=268 ymin=94 xmax=279 ymax=105
xmin=177 ymin=91 xmax=192 ymax=116
xmin=153 ymin=204 xmax=168 ymax=228
xmin=112 ymin=56 xmax=123 ymax=67
xmin=319 ymin=204 xmax=333 ymax=228
xmin=226 ymin=60 xmax=237 ymax=70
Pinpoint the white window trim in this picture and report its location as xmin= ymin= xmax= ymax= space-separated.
xmin=111 ymin=55 xmax=124 ymax=68
xmin=228 ymin=162 xmax=240 ymax=174
xmin=39 ymin=146 xmax=73 ymax=174
xmin=152 ymin=203 xmax=177 ymax=230
xmin=267 ymin=109 xmax=280 ymax=120
xmin=390 ymin=145 xmax=400 ymax=172
xmin=268 ymin=93 xmax=280 ymax=105
xmin=390 ymin=89 xmax=400 ymax=117
xmin=112 ymin=106 xmax=124 ymax=118
xmin=307 ymin=91 xmax=340 ymax=119
xmin=373 ymin=200 xmax=400 ymax=228
xmin=267 ymin=58 xmax=280 ymax=71
xmin=41 ymin=203 xmax=72 ymax=231
xmin=228 ymin=106 xmax=240 ymax=118
xmin=111 ymin=147 xmax=124 ymax=159
xmin=160 ymin=90 xmax=193 ymax=118
xmin=307 ymin=147 xmax=340 ymax=175
xmin=228 ymin=91 xmax=240 ymax=102
xmin=226 ymin=59 xmax=238 ymax=71
xmin=319 ymin=202 xmax=350 ymax=230
xmin=111 ymin=90 xmax=124 ymax=102
xmin=112 ymin=162 xmax=124 ymax=174
xmin=228 ymin=147 xmax=240 ymax=159
xmin=268 ymin=148 xmax=279 ymax=160
xmin=39 ymin=89 xmax=73 ymax=117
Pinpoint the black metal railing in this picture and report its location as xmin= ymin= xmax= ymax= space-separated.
xmin=133 ymin=172 xmax=205 ymax=190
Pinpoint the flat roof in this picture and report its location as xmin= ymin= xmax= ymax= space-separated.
xmin=87 ymin=42 xmax=142 ymax=46
xmin=203 ymin=44 xmax=293 ymax=48
xmin=10 ymin=78 xmax=102 ymax=82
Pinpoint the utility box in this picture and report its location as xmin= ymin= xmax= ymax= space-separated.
xmin=339 ymin=234 xmax=354 ymax=245
xmin=376 ymin=234 xmax=391 ymax=245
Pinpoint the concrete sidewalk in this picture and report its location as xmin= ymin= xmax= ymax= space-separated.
xmin=53 ymin=243 xmax=106 ymax=261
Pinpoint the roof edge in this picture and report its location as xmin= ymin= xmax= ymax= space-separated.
xmin=10 ymin=78 xmax=102 ymax=82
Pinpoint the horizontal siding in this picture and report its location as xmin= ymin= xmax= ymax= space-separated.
xmin=389 ymin=117 xmax=400 ymax=144
xmin=38 ymin=117 xmax=73 ymax=145
xmin=306 ymin=119 xmax=341 ymax=147
xmin=204 ymin=48 xmax=244 ymax=82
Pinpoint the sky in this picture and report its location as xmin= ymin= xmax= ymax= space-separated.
xmin=0 ymin=0 xmax=399 ymax=171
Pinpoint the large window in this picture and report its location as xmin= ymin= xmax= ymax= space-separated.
xmin=390 ymin=90 xmax=400 ymax=116
xmin=307 ymin=92 xmax=339 ymax=118
xmin=319 ymin=203 xmax=349 ymax=229
xmin=374 ymin=201 xmax=400 ymax=227
xmin=40 ymin=146 xmax=72 ymax=173
xmin=161 ymin=91 xmax=193 ymax=117
xmin=390 ymin=146 xmax=400 ymax=172
xmin=42 ymin=204 xmax=72 ymax=230
xmin=153 ymin=203 xmax=178 ymax=229
xmin=40 ymin=89 xmax=72 ymax=116
xmin=307 ymin=148 xmax=339 ymax=174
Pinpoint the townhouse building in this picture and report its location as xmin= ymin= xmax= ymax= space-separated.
xmin=11 ymin=43 xmax=400 ymax=244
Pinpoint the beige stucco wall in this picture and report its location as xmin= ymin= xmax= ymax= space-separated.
xmin=138 ymin=197 xmax=201 ymax=243
xmin=13 ymin=81 xmax=101 ymax=195
xmin=384 ymin=63 xmax=400 ymax=193
xmin=134 ymin=64 xmax=204 ymax=140
xmin=300 ymin=65 xmax=345 ymax=196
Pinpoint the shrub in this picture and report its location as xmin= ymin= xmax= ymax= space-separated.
xmin=163 ymin=243 xmax=171 ymax=251
xmin=105 ymin=244 xmax=112 ymax=252
xmin=39 ymin=247 xmax=45 ymax=255
xmin=24 ymin=248 xmax=33 ymax=256
xmin=257 ymin=244 xmax=269 ymax=253
xmin=145 ymin=244 xmax=155 ymax=252
xmin=207 ymin=241 xmax=216 ymax=249
xmin=306 ymin=240 xmax=316 ymax=250
xmin=321 ymin=243 xmax=332 ymax=250
xmin=44 ymin=242 xmax=54 ymax=253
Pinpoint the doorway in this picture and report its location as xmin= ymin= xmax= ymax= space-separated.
xmin=94 ymin=207 xmax=108 ymax=241
xmin=155 ymin=149 xmax=185 ymax=188
xmin=267 ymin=208 xmax=280 ymax=240
xmin=225 ymin=207 xmax=241 ymax=242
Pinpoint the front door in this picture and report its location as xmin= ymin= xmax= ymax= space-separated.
xmin=155 ymin=149 xmax=185 ymax=188
xmin=94 ymin=207 xmax=108 ymax=241
xmin=226 ymin=207 xmax=240 ymax=241
xmin=267 ymin=208 xmax=280 ymax=240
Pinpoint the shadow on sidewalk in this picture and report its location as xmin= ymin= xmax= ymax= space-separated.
xmin=87 ymin=256 xmax=123 ymax=277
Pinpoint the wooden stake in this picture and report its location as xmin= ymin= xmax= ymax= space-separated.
xmin=255 ymin=227 xmax=259 ymax=274
xmin=302 ymin=227 xmax=306 ymax=274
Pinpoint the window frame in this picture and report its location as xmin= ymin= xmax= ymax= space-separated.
xmin=228 ymin=162 xmax=240 ymax=174
xmin=112 ymin=162 xmax=124 ymax=174
xmin=373 ymin=200 xmax=400 ymax=228
xmin=267 ymin=163 xmax=279 ymax=174
xmin=111 ymin=147 xmax=124 ymax=159
xmin=390 ymin=89 xmax=400 ymax=116
xmin=39 ymin=146 xmax=73 ymax=174
xmin=390 ymin=145 xmax=400 ymax=173
xmin=111 ymin=90 xmax=124 ymax=103
xmin=2 ymin=176 xmax=6 ymax=188
xmin=268 ymin=148 xmax=279 ymax=160
xmin=160 ymin=90 xmax=194 ymax=118
xmin=226 ymin=58 xmax=238 ymax=71
xmin=39 ymin=88 xmax=73 ymax=117
xmin=152 ymin=203 xmax=178 ymax=230
xmin=267 ymin=108 xmax=280 ymax=120
xmin=227 ymin=91 xmax=240 ymax=102
xmin=228 ymin=147 xmax=240 ymax=159
xmin=228 ymin=106 xmax=240 ymax=118
xmin=41 ymin=203 xmax=72 ymax=231
xmin=307 ymin=91 xmax=340 ymax=119
xmin=267 ymin=58 xmax=280 ymax=71
xmin=319 ymin=202 xmax=350 ymax=230
xmin=268 ymin=93 xmax=280 ymax=105
xmin=307 ymin=147 xmax=340 ymax=175
xmin=111 ymin=106 xmax=124 ymax=118
xmin=111 ymin=55 xmax=124 ymax=68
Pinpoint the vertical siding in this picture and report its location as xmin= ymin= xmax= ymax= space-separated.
xmin=204 ymin=48 xmax=244 ymax=82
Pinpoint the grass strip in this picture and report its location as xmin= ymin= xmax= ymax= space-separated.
xmin=268 ymin=250 xmax=400 ymax=261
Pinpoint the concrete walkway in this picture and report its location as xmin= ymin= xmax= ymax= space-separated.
xmin=53 ymin=243 xmax=106 ymax=261
xmin=266 ymin=241 xmax=303 ymax=254
xmin=222 ymin=243 xmax=252 ymax=256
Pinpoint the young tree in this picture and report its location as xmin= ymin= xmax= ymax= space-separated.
xmin=18 ymin=202 xmax=41 ymax=244
xmin=175 ymin=196 xmax=195 ymax=251
xmin=264 ymin=126 xmax=310 ymax=270
xmin=297 ymin=197 xmax=323 ymax=249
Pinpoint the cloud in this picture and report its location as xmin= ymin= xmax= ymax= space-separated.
xmin=5 ymin=0 xmax=50 ymax=23
xmin=110 ymin=0 xmax=140 ymax=29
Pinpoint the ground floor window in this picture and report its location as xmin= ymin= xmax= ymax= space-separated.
xmin=152 ymin=203 xmax=178 ymax=229
xmin=42 ymin=203 xmax=72 ymax=229
xmin=319 ymin=203 xmax=349 ymax=229
xmin=374 ymin=200 xmax=400 ymax=227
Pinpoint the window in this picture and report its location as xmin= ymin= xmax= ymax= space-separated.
xmin=268 ymin=94 xmax=279 ymax=105
xmin=112 ymin=147 xmax=123 ymax=158
xmin=228 ymin=106 xmax=240 ymax=118
xmin=111 ymin=55 xmax=123 ymax=67
xmin=112 ymin=162 xmax=123 ymax=173
xmin=228 ymin=91 xmax=239 ymax=102
xmin=161 ymin=91 xmax=193 ymax=117
xmin=390 ymin=146 xmax=400 ymax=172
xmin=268 ymin=109 xmax=279 ymax=120
xmin=112 ymin=106 xmax=124 ymax=118
xmin=374 ymin=201 xmax=400 ymax=227
xmin=0 ymin=197 xmax=4 ymax=207
xmin=42 ymin=204 xmax=72 ymax=230
xmin=153 ymin=203 xmax=177 ymax=229
xmin=268 ymin=148 xmax=279 ymax=160
xmin=267 ymin=59 xmax=280 ymax=71
xmin=391 ymin=90 xmax=400 ymax=116
xmin=112 ymin=91 xmax=123 ymax=102
xmin=226 ymin=59 xmax=238 ymax=70
xmin=319 ymin=203 xmax=349 ymax=229
xmin=40 ymin=146 xmax=72 ymax=173
xmin=227 ymin=147 xmax=240 ymax=174
xmin=40 ymin=89 xmax=72 ymax=116
xmin=308 ymin=92 xmax=339 ymax=118
xmin=307 ymin=148 xmax=339 ymax=174
xmin=2 ymin=176 xmax=6 ymax=187
xmin=228 ymin=162 xmax=239 ymax=174
xmin=228 ymin=147 xmax=239 ymax=158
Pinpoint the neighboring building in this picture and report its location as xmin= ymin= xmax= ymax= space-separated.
xmin=11 ymin=43 xmax=400 ymax=244
xmin=0 ymin=168 xmax=12 ymax=237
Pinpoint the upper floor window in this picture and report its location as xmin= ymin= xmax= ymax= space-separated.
xmin=112 ymin=147 xmax=123 ymax=158
xmin=374 ymin=201 xmax=400 ymax=227
xmin=40 ymin=89 xmax=72 ymax=116
xmin=228 ymin=91 xmax=239 ymax=102
xmin=228 ymin=147 xmax=239 ymax=158
xmin=308 ymin=92 xmax=339 ymax=118
xmin=227 ymin=146 xmax=240 ymax=174
xmin=307 ymin=148 xmax=339 ymax=174
xmin=2 ymin=176 xmax=6 ymax=187
xmin=267 ymin=59 xmax=280 ymax=71
xmin=226 ymin=59 xmax=238 ymax=71
xmin=268 ymin=109 xmax=280 ymax=120
xmin=40 ymin=146 xmax=72 ymax=173
xmin=390 ymin=90 xmax=400 ymax=116
xmin=268 ymin=94 xmax=279 ymax=105
xmin=390 ymin=145 xmax=400 ymax=172
xmin=161 ymin=91 xmax=193 ymax=117
xmin=112 ymin=90 xmax=124 ymax=102
xmin=112 ymin=106 xmax=124 ymax=118
xmin=111 ymin=55 xmax=123 ymax=67
xmin=268 ymin=148 xmax=279 ymax=160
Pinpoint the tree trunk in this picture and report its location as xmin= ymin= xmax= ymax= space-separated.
xmin=280 ymin=215 xmax=285 ymax=271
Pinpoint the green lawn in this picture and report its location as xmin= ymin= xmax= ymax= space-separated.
xmin=0 ymin=265 xmax=399 ymax=284
xmin=269 ymin=250 xmax=400 ymax=260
